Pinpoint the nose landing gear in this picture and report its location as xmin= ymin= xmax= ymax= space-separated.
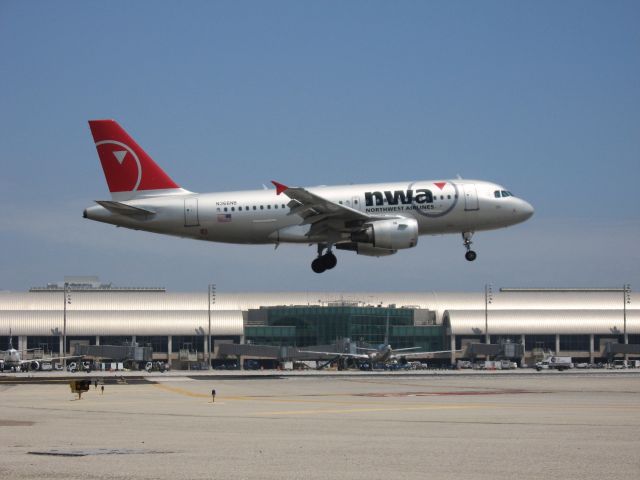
xmin=462 ymin=232 xmax=477 ymax=261
xmin=311 ymin=244 xmax=338 ymax=273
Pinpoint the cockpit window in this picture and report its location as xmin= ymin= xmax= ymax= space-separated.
xmin=495 ymin=190 xmax=515 ymax=198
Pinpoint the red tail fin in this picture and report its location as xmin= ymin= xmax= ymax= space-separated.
xmin=88 ymin=120 xmax=180 ymax=195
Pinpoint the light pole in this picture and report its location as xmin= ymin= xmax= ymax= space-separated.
xmin=624 ymin=284 xmax=631 ymax=353
xmin=484 ymin=283 xmax=493 ymax=345
xmin=208 ymin=284 xmax=216 ymax=370
xmin=63 ymin=283 xmax=71 ymax=370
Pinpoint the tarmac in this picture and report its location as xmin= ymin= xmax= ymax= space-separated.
xmin=0 ymin=370 xmax=638 ymax=480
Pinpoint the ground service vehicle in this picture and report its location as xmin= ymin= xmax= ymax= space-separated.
xmin=536 ymin=356 xmax=573 ymax=371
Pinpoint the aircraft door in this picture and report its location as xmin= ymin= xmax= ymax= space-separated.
xmin=463 ymin=184 xmax=479 ymax=211
xmin=184 ymin=198 xmax=200 ymax=226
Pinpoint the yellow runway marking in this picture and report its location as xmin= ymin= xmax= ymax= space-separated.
xmin=152 ymin=383 xmax=210 ymax=398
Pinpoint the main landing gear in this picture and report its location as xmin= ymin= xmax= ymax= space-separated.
xmin=462 ymin=232 xmax=477 ymax=261
xmin=311 ymin=244 xmax=337 ymax=273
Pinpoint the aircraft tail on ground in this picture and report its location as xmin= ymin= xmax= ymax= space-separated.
xmin=88 ymin=120 xmax=186 ymax=200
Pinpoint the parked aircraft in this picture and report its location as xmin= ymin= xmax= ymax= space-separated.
xmin=302 ymin=344 xmax=459 ymax=365
xmin=0 ymin=332 xmax=78 ymax=372
xmin=84 ymin=120 xmax=534 ymax=272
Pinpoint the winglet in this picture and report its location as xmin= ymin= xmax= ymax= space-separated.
xmin=271 ymin=181 xmax=288 ymax=195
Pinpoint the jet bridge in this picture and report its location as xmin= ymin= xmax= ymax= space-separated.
xmin=74 ymin=344 xmax=152 ymax=362
xmin=604 ymin=343 xmax=640 ymax=361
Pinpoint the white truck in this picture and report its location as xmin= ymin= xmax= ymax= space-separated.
xmin=535 ymin=356 xmax=573 ymax=371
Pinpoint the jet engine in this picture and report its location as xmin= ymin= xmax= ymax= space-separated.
xmin=350 ymin=218 xmax=418 ymax=250
xmin=29 ymin=360 xmax=40 ymax=371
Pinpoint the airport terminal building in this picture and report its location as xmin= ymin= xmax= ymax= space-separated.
xmin=0 ymin=277 xmax=637 ymax=368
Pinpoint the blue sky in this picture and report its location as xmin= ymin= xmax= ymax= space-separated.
xmin=1 ymin=1 xmax=638 ymax=293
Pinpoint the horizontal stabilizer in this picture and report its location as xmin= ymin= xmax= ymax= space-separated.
xmin=95 ymin=201 xmax=155 ymax=217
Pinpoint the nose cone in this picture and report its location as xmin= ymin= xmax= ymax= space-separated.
xmin=514 ymin=198 xmax=534 ymax=223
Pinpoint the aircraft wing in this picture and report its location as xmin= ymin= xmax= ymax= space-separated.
xmin=21 ymin=354 xmax=83 ymax=364
xmin=299 ymin=350 xmax=369 ymax=359
xmin=1 ymin=348 xmax=45 ymax=354
xmin=272 ymin=181 xmax=399 ymax=237
xmin=391 ymin=349 xmax=463 ymax=359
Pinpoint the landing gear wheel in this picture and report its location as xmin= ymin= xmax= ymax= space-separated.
xmin=324 ymin=252 xmax=337 ymax=270
xmin=311 ymin=245 xmax=338 ymax=273
xmin=311 ymin=257 xmax=327 ymax=273
xmin=461 ymin=232 xmax=477 ymax=262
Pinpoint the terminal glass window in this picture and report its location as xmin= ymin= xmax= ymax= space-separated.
xmin=525 ymin=335 xmax=556 ymax=351
xmin=245 ymin=326 xmax=295 ymax=346
xmin=171 ymin=336 xmax=204 ymax=353
xmin=99 ymin=336 xmax=137 ymax=347
xmin=26 ymin=336 xmax=60 ymax=354
xmin=559 ymin=335 xmax=590 ymax=351
xmin=246 ymin=306 xmax=443 ymax=350
xmin=136 ymin=336 xmax=168 ymax=352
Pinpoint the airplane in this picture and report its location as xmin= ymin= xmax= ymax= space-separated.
xmin=84 ymin=120 xmax=534 ymax=272
xmin=1 ymin=331 xmax=79 ymax=372
xmin=1 ymin=333 xmax=49 ymax=372
xmin=302 ymin=344 xmax=460 ymax=365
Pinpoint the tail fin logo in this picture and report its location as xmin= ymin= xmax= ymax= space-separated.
xmin=89 ymin=119 xmax=180 ymax=194
xmin=95 ymin=140 xmax=142 ymax=192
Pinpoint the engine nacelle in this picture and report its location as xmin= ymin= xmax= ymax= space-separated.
xmin=351 ymin=218 xmax=418 ymax=250
xmin=336 ymin=242 xmax=397 ymax=257
xmin=29 ymin=361 xmax=40 ymax=371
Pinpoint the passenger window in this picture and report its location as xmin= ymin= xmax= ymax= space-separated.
xmin=224 ymin=207 xmax=228 ymax=212
xmin=267 ymin=205 xmax=271 ymax=209
xmin=447 ymin=195 xmax=451 ymax=199
xmin=260 ymin=205 xmax=264 ymax=210
xmin=231 ymin=207 xmax=235 ymax=211
xmin=253 ymin=206 xmax=257 ymax=210
xmin=216 ymin=208 xmax=221 ymax=212
xmin=282 ymin=204 xmax=286 ymax=208
xmin=275 ymin=205 xmax=278 ymax=209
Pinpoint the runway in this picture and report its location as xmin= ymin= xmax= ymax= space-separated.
xmin=0 ymin=372 xmax=638 ymax=479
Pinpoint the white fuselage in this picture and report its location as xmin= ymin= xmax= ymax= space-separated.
xmin=2 ymin=348 xmax=21 ymax=368
xmin=84 ymin=179 xmax=533 ymax=245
